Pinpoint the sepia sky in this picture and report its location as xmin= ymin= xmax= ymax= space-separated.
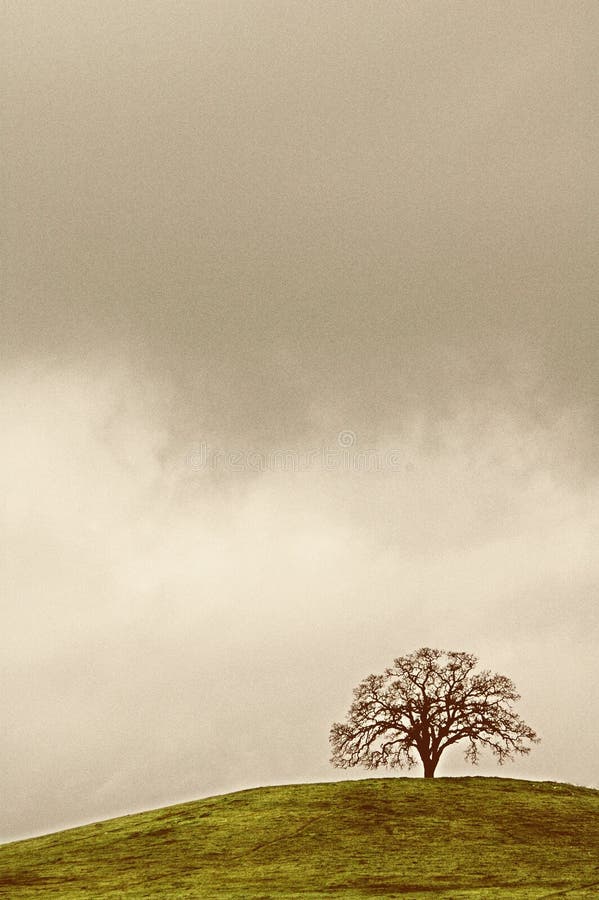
xmin=2 ymin=1 xmax=598 ymax=841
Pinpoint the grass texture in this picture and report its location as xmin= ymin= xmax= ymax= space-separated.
xmin=1 ymin=777 xmax=598 ymax=898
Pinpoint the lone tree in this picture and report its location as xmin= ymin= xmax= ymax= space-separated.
xmin=330 ymin=647 xmax=539 ymax=778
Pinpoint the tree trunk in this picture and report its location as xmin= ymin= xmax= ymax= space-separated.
xmin=423 ymin=758 xmax=438 ymax=778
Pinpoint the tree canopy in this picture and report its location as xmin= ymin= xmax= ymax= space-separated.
xmin=330 ymin=647 xmax=539 ymax=778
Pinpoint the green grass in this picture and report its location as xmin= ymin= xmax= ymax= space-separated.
xmin=1 ymin=777 xmax=598 ymax=898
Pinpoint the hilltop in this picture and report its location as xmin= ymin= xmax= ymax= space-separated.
xmin=1 ymin=777 xmax=598 ymax=898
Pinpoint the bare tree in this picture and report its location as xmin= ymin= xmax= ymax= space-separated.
xmin=330 ymin=647 xmax=539 ymax=778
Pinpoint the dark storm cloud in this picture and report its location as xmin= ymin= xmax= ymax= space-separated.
xmin=4 ymin=0 xmax=597 ymax=448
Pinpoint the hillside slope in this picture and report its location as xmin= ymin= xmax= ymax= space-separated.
xmin=1 ymin=777 xmax=598 ymax=898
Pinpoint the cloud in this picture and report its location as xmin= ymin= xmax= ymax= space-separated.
xmin=3 ymin=1 xmax=597 ymax=450
xmin=1 ymin=360 xmax=597 ymax=839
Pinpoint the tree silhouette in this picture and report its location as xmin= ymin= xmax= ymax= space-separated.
xmin=330 ymin=647 xmax=539 ymax=778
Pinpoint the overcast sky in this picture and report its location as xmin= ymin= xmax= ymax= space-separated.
xmin=2 ymin=1 xmax=598 ymax=842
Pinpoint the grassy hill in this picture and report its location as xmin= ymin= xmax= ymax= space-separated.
xmin=1 ymin=777 xmax=598 ymax=898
